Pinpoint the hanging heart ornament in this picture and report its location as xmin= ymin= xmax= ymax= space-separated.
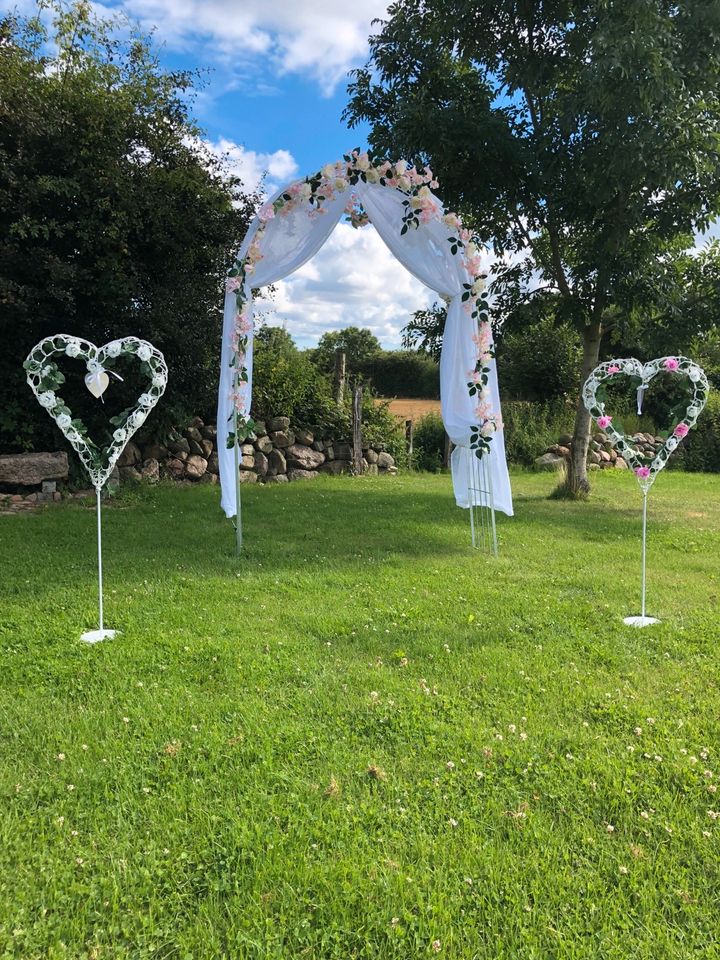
xmin=583 ymin=356 xmax=709 ymax=491
xmin=25 ymin=335 xmax=168 ymax=489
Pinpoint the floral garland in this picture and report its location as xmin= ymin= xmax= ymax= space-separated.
xmin=225 ymin=150 xmax=499 ymax=457
xmin=583 ymin=356 xmax=709 ymax=492
xmin=25 ymin=335 xmax=168 ymax=490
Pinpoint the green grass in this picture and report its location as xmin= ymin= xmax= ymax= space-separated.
xmin=1 ymin=470 xmax=719 ymax=960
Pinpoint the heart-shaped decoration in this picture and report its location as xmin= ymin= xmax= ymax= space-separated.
xmin=583 ymin=356 xmax=709 ymax=491
xmin=25 ymin=335 xmax=168 ymax=489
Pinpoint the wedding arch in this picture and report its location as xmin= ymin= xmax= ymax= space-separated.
xmin=216 ymin=151 xmax=514 ymax=547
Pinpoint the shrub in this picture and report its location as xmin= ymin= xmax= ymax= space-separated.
xmin=679 ymin=393 xmax=720 ymax=473
xmin=412 ymin=413 xmax=446 ymax=472
xmin=501 ymin=400 xmax=575 ymax=465
xmin=496 ymin=317 xmax=582 ymax=402
xmin=357 ymin=351 xmax=439 ymax=399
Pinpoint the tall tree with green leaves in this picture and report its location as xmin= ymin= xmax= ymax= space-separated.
xmin=0 ymin=2 xmax=258 ymax=453
xmin=311 ymin=326 xmax=382 ymax=376
xmin=346 ymin=0 xmax=720 ymax=494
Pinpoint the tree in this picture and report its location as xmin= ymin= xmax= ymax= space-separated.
xmin=0 ymin=2 xmax=258 ymax=453
xmin=346 ymin=0 xmax=720 ymax=494
xmin=312 ymin=327 xmax=382 ymax=376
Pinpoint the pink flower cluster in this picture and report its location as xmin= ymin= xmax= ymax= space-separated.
xmin=597 ymin=415 xmax=612 ymax=429
xmin=674 ymin=422 xmax=689 ymax=438
xmin=634 ymin=466 xmax=651 ymax=479
xmin=664 ymin=357 xmax=680 ymax=372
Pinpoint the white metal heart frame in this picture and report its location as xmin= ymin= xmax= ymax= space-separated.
xmin=25 ymin=334 xmax=168 ymax=644
xmin=582 ymin=356 xmax=709 ymax=492
xmin=582 ymin=355 xmax=709 ymax=627
xmin=25 ymin=335 xmax=168 ymax=490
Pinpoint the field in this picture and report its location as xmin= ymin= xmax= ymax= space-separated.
xmin=1 ymin=470 xmax=719 ymax=959
xmin=385 ymin=398 xmax=441 ymax=421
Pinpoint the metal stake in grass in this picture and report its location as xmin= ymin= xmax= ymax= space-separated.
xmin=80 ymin=486 xmax=118 ymax=644
xmin=624 ymin=490 xmax=660 ymax=628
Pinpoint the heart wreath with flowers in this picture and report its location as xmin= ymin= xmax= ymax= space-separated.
xmin=582 ymin=356 xmax=709 ymax=492
xmin=25 ymin=335 xmax=168 ymax=490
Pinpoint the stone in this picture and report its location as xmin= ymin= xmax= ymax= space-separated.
xmin=588 ymin=463 xmax=601 ymax=471
xmin=188 ymin=438 xmax=204 ymax=456
xmin=201 ymin=424 xmax=217 ymax=441
xmin=185 ymin=455 xmax=208 ymax=480
xmin=295 ymin=428 xmax=314 ymax=446
xmin=199 ymin=472 xmax=218 ymax=485
xmin=558 ymin=433 xmax=573 ymax=446
xmin=365 ymin=448 xmax=379 ymax=465
xmin=267 ymin=449 xmax=286 ymax=476
xmin=207 ymin=452 xmax=219 ymax=474
xmin=200 ymin=439 xmax=213 ymax=458
xmin=239 ymin=455 xmax=255 ymax=470
xmin=42 ymin=481 xmax=57 ymax=494
xmin=270 ymin=430 xmax=294 ymax=449
xmin=176 ymin=450 xmax=188 ymax=462
xmin=238 ymin=468 xmax=258 ymax=484
xmin=107 ymin=466 xmax=121 ymax=494
xmin=169 ymin=438 xmax=190 ymax=456
xmin=142 ymin=443 xmax=169 ymax=461
xmin=589 ymin=450 xmax=602 ymax=465
xmin=241 ymin=444 xmax=255 ymax=456
xmin=119 ymin=465 xmax=142 ymax=482
xmin=286 ymin=444 xmax=325 ymax=470
xmin=255 ymin=435 xmax=273 ymax=454
xmin=254 ymin=451 xmax=269 ymax=477
xmin=166 ymin=458 xmax=186 ymax=480
xmin=288 ymin=468 xmax=319 ymax=481
xmin=334 ymin=442 xmax=352 ymax=460
xmin=53 ymin=491 xmax=62 ymax=501
xmin=0 ymin=451 xmax=68 ymax=487
xmin=609 ymin=449 xmax=618 ymax=462
xmin=189 ymin=416 xmax=204 ymax=429
xmin=268 ymin=416 xmax=291 ymax=433
xmin=599 ymin=450 xmax=611 ymax=462
xmin=557 ymin=446 xmax=571 ymax=458
xmin=320 ymin=460 xmax=349 ymax=475
xmin=117 ymin=441 xmax=142 ymax=467
xmin=312 ymin=441 xmax=325 ymax=452
xmin=534 ymin=452 xmax=566 ymax=471
xmin=265 ymin=474 xmax=288 ymax=484
xmin=377 ymin=452 xmax=395 ymax=470
xmin=141 ymin=458 xmax=160 ymax=483
xmin=614 ymin=457 xmax=628 ymax=470
xmin=366 ymin=463 xmax=379 ymax=476
xmin=324 ymin=444 xmax=335 ymax=461
xmin=185 ymin=426 xmax=203 ymax=443
xmin=254 ymin=420 xmax=267 ymax=437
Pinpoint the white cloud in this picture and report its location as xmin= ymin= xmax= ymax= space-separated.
xmin=203 ymin=137 xmax=298 ymax=194
xmin=119 ymin=0 xmax=391 ymax=94
xmin=254 ymin=223 xmax=437 ymax=349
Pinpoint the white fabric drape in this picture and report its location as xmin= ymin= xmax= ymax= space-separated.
xmin=218 ymin=180 xmax=513 ymax=518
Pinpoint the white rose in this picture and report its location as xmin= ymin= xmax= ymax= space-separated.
xmin=481 ymin=421 xmax=496 ymax=438
xmin=107 ymin=341 xmax=123 ymax=358
xmin=137 ymin=343 xmax=153 ymax=362
xmin=471 ymin=278 xmax=486 ymax=296
xmin=395 ymin=160 xmax=408 ymax=175
xmin=65 ymin=340 xmax=82 ymax=358
xmin=356 ymin=154 xmax=370 ymax=171
xmin=366 ymin=167 xmax=380 ymax=183
xmin=56 ymin=413 xmax=72 ymax=431
xmin=334 ymin=177 xmax=348 ymax=191
xmin=666 ymin=437 xmax=678 ymax=451
xmin=322 ymin=163 xmax=335 ymax=180
xmin=418 ymin=185 xmax=432 ymax=198
xmin=397 ymin=176 xmax=411 ymax=191
xmin=131 ymin=410 xmax=147 ymax=429
xmin=298 ymin=182 xmax=312 ymax=201
xmin=466 ymin=242 xmax=478 ymax=258
xmin=113 ymin=428 xmax=127 ymax=443
xmin=138 ymin=392 xmax=154 ymax=407
xmin=152 ymin=373 xmax=165 ymax=388
xmin=38 ymin=391 xmax=57 ymax=409
xmin=688 ymin=366 xmax=701 ymax=382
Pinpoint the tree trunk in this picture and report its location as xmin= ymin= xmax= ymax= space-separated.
xmin=568 ymin=320 xmax=602 ymax=495
xmin=334 ymin=349 xmax=346 ymax=406
xmin=352 ymin=386 xmax=363 ymax=475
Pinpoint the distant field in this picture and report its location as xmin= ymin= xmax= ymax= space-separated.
xmin=384 ymin=397 xmax=441 ymax=420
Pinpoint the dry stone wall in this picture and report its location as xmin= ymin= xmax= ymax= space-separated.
xmin=117 ymin=416 xmax=397 ymax=485
xmin=535 ymin=431 xmax=666 ymax=471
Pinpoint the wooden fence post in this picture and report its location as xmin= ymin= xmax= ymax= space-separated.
xmin=334 ymin=349 xmax=346 ymax=406
xmin=352 ymin=386 xmax=363 ymax=475
xmin=405 ymin=418 xmax=414 ymax=467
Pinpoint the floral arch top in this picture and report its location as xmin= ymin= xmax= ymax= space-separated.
xmin=226 ymin=150 xmax=499 ymax=458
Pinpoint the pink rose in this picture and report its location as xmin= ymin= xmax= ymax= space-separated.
xmin=673 ymin=422 xmax=689 ymax=438
xmin=597 ymin=415 xmax=612 ymax=429
xmin=663 ymin=357 xmax=680 ymax=372
xmin=258 ymin=202 xmax=275 ymax=222
xmin=634 ymin=466 xmax=651 ymax=479
xmin=607 ymin=365 xmax=620 ymax=374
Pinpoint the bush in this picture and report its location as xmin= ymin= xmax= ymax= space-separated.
xmin=357 ymin=351 xmax=439 ymax=399
xmin=412 ymin=413 xmax=446 ymax=472
xmin=496 ymin=317 xmax=582 ymax=402
xmin=501 ymin=400 xmax=576 ymax=465
xmin=680 ymin=393 xmax=720 ymax=473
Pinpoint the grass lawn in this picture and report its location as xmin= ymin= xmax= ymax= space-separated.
xmin=1 ymin=469 xmax=719 ymax=959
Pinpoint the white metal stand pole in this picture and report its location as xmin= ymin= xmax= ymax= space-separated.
xmin=623 ymin=489 xmax=659 ymax=627
xmin=233 ymin=368 xmax=242 ymax=555
xmin=80 ymin=485 xmax=117 ymax=643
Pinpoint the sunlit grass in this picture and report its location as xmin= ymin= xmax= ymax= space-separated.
xmin=1 ymin=470 xmax=718 ymax=959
